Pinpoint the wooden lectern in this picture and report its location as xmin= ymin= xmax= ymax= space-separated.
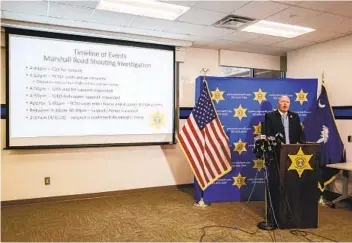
xmin=267 ymin=143 xmax=320 ymax=229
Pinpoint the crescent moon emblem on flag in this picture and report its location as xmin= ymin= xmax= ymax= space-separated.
xmin=318 ymin=99 xmax=326 ymax=108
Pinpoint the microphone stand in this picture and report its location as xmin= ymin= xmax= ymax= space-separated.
xmin=257 ymin=138 xmax=276 ymax=231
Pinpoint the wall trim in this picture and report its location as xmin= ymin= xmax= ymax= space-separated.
xmin=1 ymin=183 xmax=194 ymax=207
xmin=179 ymin=107 xmax=193 ymax=119
xmin=1 ymin=104 xmax=5 ymax=119
xmin=2 ymin=105 xmax=351 ymax=120
xmin=179 ymin=106 xmax=352 ymax=120
xmin=333 ymin=106 xmax=352 ymax=119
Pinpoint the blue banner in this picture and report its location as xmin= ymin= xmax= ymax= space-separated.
xmin=194 ymin=76 xmax=318 ymax=203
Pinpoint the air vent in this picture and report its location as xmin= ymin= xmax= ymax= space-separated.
xmin=213 ymin=15 xmax=256 ymax=30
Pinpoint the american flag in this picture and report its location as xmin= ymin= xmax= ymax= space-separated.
xmin=177 ymin=81 xmax=232 ymax=190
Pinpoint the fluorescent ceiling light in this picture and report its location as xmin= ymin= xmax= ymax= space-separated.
xmin=96 ymin=0 xmax=190 ymax=20
xmin=241 ymin=20 xmax=315 ymax=38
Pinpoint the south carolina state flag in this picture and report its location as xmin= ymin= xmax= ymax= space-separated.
xmin=303 ymin=83 xmax=346 ymax=190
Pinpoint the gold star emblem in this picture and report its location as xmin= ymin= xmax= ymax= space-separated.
xmin=211 ymin=87 xmax=225 ymax=104
xmin=253 ymin=122 xmax=262 ymax=135
xmin=234 ymin=104 xmax=247 ymax=121
xmin=253 ymin=88 xmax=267 ymax=104
xmin=234 ymin=139 xmax=247 ymax=155
xmin=150 ymin=110 xmax=165 ymax=129
xmin=253 ymin=159 xmax=265 ymax=172
xmin=295 ymin=89 xmax=308 ymax=105
xmin=233 ymin=172 xmax=247 ymax=189
xmin=288 ymin=147 xmax=313 ymax=178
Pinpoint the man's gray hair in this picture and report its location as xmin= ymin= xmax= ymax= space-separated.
xmin=278 ymin=95 xmax=290 ymax=102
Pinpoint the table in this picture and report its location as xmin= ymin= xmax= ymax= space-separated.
xmin=326 ymin=162 xmax=352 ymax=207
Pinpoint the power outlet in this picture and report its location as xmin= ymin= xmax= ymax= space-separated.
xmin=348 ymin=136 xmax=352 ymax=143
xmin=44 ymin=177 xmax=50 ymax=185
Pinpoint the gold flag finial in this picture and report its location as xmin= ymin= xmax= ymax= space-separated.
xmin=201 ymin=68 xmax=209 ymax=82
xmin=322 ymin=71 xmax=325 ymax=84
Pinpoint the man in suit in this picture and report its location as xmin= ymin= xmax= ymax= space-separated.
xmin=263 ymin=95 xmax=305 ymax=229
xmin=264 ymin=95 xmax=305 ymax=144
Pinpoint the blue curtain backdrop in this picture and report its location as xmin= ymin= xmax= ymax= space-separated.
xmin=194 ymin=76 xmax=318 ymax=203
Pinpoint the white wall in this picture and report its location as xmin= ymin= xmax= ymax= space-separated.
xmin=179 ymin=48 xmax=221 ymax=107
xmin=219 ymin=50 xmax=281 ymax=71
xmin=179 ymin=48 xmax=281 ymax=107
xmin=287 ymin=34 xmax=352 ymax=194
xmin=287 ymin=34 xmax=352 ymax=106
xmin=1 ymin=31 xmax=281 ymax=201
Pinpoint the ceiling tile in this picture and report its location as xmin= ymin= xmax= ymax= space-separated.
xmin=42 ymin=17 xmax=193 ymax=43
xmin=50 ymin=1 xmax=98 ymax=9
xmin=247 ymin=35 xmax=287 ymax=45
xmin=90 ymin=10 xmax=135 ymax=27
xmin=222 ymin=31 xmax=262 ymax=42
xmin=328 ymin=18 xmax=352 ymax=34
xmin=1 ymin=1 xmax=48 ymax=16
xmin=266 ymin=6 xmax=321 ymax=24
xmin=186 ymin=35 xmax=217 ymax=44
xmin=49 ymin=3 xmax=94 ymax=22
xmin=44 ymin=17 xmax=100 ymax=30
xmin=297 ymin=13 xmax=347 ymax=31
xmin=176 ymin=8 xmax=227 ymax=25
xmin=178 ymin=35 xmax=209 ymax=42
xmin=198 ymin=26 xmax=236 ymax=38
xmin=129 ymin=16 xmax=175 ymax=31
xmin=273 ymin=1 xmax=302 ymax=6
xmin=170 ymin=22 xmax=206 ymax=36
xmin=274 ymin=39 xmax=315 ymax=49
xmin=192 ymin=1 xmax=249 ymax=14
xmin=328 ymin=1 xmax=352 ymax=18
xmin=297 ymin=1 xmax=346 ymax=12
xmin=295 ymin=30 xmax=343 ymax=42
xmin=233 ymin=1 xmax=290 ymax=19
xmin=160 ymin=1 xmax=197 ymax=7
xmin=2 ymin=11 xmax=50 ymax=24
xmin=47 ymin=19 xmax=138 ymax=37
xmin=185 ymin=35 xmax=218 ymax=43
xmin=121 ymin=28 xmax=193 ymax=41
xmin=130 ymin=17 xmax=206 ymax=36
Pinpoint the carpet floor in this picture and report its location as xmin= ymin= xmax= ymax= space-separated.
xmin=2 ymin=187 xmax=352 ymax=242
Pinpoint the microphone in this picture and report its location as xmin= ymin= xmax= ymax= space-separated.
xmin=275 ymin=132 xmax=283 ymax=138
xmin=253 ymin=135 xmax=274 ymax=159
xmin=275 ymin=133 xmax=284 ymax=144
xmin=254 ymin=135 xmax=267 ymax=141
xmin=267 ymin=136 xmax=276 ymax=145
xmin=253 ymin=135 xmax=266 ymax=159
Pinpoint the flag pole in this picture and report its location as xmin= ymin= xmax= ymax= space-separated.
xmin=194 ymin=68 xmax=210 ymax=208
xmin=318 ymin=71 xmax=328 ymax=206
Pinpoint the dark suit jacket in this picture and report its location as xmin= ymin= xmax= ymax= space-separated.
xmin=264 ymin=110 xmax=305 ymax=144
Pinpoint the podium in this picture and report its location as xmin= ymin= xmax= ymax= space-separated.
xmin=266 ymin=143 xmax=320 ymax=229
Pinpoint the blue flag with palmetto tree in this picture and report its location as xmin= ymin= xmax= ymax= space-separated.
xmin=303 ymin=82 xmax=346 ymax=191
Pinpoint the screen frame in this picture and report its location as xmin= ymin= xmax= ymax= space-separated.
xmin=5 ymin=27 xmax=177 ymax=149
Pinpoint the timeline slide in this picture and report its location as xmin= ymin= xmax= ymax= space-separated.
xmin=7 ymin=31 xmax=175 ymax=147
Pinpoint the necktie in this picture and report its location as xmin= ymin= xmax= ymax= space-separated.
xmin=282 ymin=114 xmax=290 ymax=144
